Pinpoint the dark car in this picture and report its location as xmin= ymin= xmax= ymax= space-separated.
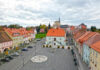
xmin=27 ymin=46 xmax=33 ymax=48
xmin=5 ymin=56 xmax=13 ymax=60
xmin=0 ymin=58 xmax=10 ymax=62
xmin=74 ymin=62 xmax=77 ymax=66
xmin=21 ymin=48 xmax=28 ymax=51
xmin=73 ymin=58 xmax=77 ymax=62
xmin=71 ymin=49 xmax=74 ymax=55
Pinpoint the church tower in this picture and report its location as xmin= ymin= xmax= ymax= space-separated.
xmin=59 ymin=17 xmax=60 ymax=24
xmin=53 ymin=18 xmax=61 ymax=28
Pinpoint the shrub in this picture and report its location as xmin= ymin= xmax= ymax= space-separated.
xmin=68 ymin=47 xmax=70 ymax=49
xmin=46 ymin=45 xmax=48 ymax=48
xmin=49 ymin=45 xmax=52 ymax=48
xmin=62 ymin=46 xmax=64 ymax=49
xmin=43 ymin=45 xmax=45 ymax=48
xmin=57 ymin=46 xmax=60 ymax=48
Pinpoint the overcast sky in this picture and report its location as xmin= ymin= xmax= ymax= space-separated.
xmin=0 ymin=0 xmax=100 ymax=28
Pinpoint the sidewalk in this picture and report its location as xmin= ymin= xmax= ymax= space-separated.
xmin=73 ymin=46 xmax=89 ymax=70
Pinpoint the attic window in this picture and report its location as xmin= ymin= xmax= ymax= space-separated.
xmin=54 ymin=38 xmax=56 ymax=41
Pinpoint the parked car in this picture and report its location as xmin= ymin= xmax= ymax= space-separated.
xmin=37 ymin=39 xmax=41 ymax=41
xmin=27 ymin=46 xmax=33 ymax=48
xmin=0 ymin=58 xmax=10 ymax=62
xmin=74 ymin=61 xmax=77 ymax=66
xmin=11 ymin=52 xmax=20 ymax=57
xmin=73 ymin=58 xmax=77 ymax=62
xmin=71 ymin=49 xmax=74 ymax=55
xmin=21 ymin=48 xmax=28 ymax=51
xmin=5 ymin=56 xmax=13 ymax=60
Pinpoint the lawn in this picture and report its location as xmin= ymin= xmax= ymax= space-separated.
xmin=35 ymin=33 xmax=46 ymax=39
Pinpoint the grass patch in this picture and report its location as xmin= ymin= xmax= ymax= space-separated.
xmin=35 ymin=33 xmax=46 ymax=39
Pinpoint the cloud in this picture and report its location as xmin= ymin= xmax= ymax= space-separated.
xmin=0 ymin=0 xmax=100 ymax=28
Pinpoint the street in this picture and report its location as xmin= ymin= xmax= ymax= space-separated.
xmin=0 ymin=38 xmax=78 ymax=70
xmin=67 ymin=35 xmax=89 ymax=70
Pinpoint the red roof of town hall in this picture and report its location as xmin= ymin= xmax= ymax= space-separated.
xmin=46 ymin=28 xmax=65 ymax=37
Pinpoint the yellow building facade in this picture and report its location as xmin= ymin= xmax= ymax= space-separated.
xmin=90 ymin=41 xmax=100 ymax=70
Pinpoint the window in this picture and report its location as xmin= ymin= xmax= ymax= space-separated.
xmin=54 ymin=38 xmax=56 ymax=41
xmin=93 ymin=50 xmax=94 ymax=55
xmin=96 ymin=52 xmax=98 ymax=58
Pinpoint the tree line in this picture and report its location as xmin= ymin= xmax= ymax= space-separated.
xmin=0 ymin=23 xmax=51 ymax=33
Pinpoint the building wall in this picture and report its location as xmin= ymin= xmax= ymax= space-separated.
xmin=12 ymin=36 xmax=23 ymax=47
xmin=45 ymin=36 xmax=66 ymax=48
xmin=83 ymin=44 xmax=90 ymax=65
xmin=0 ymin=41 xmax=13 ymax=53
xmin=90 ymin=49 xmax=100 ymax=70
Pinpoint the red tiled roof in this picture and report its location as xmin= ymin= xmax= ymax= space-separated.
xmin=79 ymin=32 xmax=96 ymax=44
xmin=91 ymin=41 xmax=100 ymax=53
xmin=70 ymin=26 xmax=75 ymax=31
xmin=0 ymin=31 xmax=12 ymax=43
xmin=81 ymin=25 xmax=87 ymax=29
xmin=77 ymin=31 xmax=90 ymax=42
xmin=74 ymin=29 xmax=86 ymax=40
xmin=4 ymin=28 xmax=34 ymax=37
xmin=46 ymin=28 xmax=65 ymax=37
xmin=84 ymin=33 xmax=100 ymax=46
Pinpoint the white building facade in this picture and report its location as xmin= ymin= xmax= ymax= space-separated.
xmin=45 ymin=28 xmax=67 ymax=48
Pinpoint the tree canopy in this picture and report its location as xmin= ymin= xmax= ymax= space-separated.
xmin=8 ymin=24 xmax=22 ymax=29
xmin=91 ymin=26 xmax=96 ymax=32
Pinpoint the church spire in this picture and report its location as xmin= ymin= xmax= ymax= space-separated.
xmin=59 ymin=17 xmax=60 ymax=23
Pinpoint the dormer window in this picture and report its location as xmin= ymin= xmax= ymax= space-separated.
xmin=13 ymin=33 xmax=20 ymax=36
xmin=54 ymin=38 xmax=56 ymax=41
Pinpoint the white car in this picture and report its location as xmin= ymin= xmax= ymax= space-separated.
xmin=11 ymin=52 xmax=20 ymax=57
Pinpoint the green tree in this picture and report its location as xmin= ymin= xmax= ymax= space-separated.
xmin=48 ymin=23 xmax=51 ymax=29
xmin=91 ymin=26 xmax=97 ymax=32
xmin=8 ymin=24 xmax=22 ymax=29
xmin=45 ymin=27 xmax=48 ymax=33
xmin=26 ymin=27 xmax=32 ymax=31
xmin=0 ymin=26 xmax=3 ymax=30
xmin=40 ymin=24 xmax=46 ymax=29
xmin=36 ymin=26 xmax=40 ymax=33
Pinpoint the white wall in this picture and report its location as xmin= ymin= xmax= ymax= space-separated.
xmin=45 ymin=36 xmax=66 ymax=48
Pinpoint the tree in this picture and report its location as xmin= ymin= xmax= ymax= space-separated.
xmin=26 ymin=27 xmax=32 ymax=31
xmin=40 ymin=24 xmax=46 ymax=29
xmin=45 ymin=27 xmax=48 ymax=33
xmin=0 ymin=26 xmax=3 ymax=31
xmin=36 ymin=26 xmax=40 ymax=33
xmin=8 ymin=24 xmax=22 ymax=29
xmin=91 ymin=26 xmax=96 ymax=32
xmin=0 ymin=26 xmax=5 ymax=31
xmin=2 ymin=25 xmax=7 ymax=28
xmin=48 ymin=23 xmax=51 ymax=29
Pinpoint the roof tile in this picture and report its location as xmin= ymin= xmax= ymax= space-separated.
xmin=46 ymin=28 xmax=65 ymax=37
